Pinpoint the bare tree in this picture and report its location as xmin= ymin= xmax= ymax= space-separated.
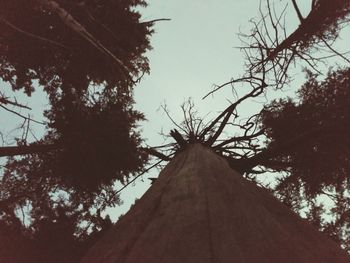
xmin=240 ymin=0 xmax=350 ymax=88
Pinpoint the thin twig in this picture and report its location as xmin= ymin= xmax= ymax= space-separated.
xmin=0 ymin=104 xmax=45 ymax=125
xmin=0 ymin=17 xmax=70 ymax=50
xmin=114 ymin=159 xmax=164 ymax=196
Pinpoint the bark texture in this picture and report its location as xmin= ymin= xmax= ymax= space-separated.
xmin=81 ymin=144 xmax=349 ymax=263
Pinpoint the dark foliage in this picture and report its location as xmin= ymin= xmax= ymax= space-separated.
xmin=260 ymin=68 xmax=350 ymax=251
xmin=261 ymin=68 xmax=350 ymax=195
xmin=0 ymin=216 xmax=36 ymax=263
xmin=0 ymin=0 xmax=153 ymax=187
xmin=45 ymin=91 xmax=146 ymax=190
xmin=1 ymin=0 xmax=349 ymax=260
xmin=0 ymin=0 xmax=152 ymax=94
xmin=0 ymin=0 xmax=153 ymax=261
xmin=0 ymin=205 xmax=113 ymax=263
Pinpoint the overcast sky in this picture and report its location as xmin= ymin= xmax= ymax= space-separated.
xmin=1 ymin=0 xmax=348 ymax=221
xmin=110 ymin=0 xmax=350 ymax=220
xmin=106 ymin=0 xmax=316 ymax=219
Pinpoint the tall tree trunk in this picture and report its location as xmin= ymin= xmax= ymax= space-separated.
xmin=81 ymin=144 xmax=349 ymax=263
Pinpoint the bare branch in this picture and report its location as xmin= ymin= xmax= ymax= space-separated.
xmin=0 ymin=104 xmax=45 ymax=125
xmin=201 ymin=78 xmax=267 ymax=144
xmin=140 ymin=18 xmax=171 ymax=25
xmin=213 ymin=129 xmax=265 ymax=149
xmin=291 ymin=0 xmax=304 ymax=22
xmin=141 ymin=147 xmax=171 ymax=161
xmin=0 ymin=96 xmax=31 ymax=110
xmin=170 ymin=129 xmax=187 ymax=148
xmin=238 ymin=0 xmax=350 ymax=91
xmin=160 ymin=104 xmax=188 ymax=135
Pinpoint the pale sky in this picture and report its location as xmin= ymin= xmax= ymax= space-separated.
xmin=108 ymin=0 xmax=315 ymax=219
xmin=110 ymin=0 xmax=265 ymax=219
xmin=1 ymin=1 xmax=349 ymax=221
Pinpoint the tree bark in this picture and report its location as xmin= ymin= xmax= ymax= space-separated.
xmin=81 ymin=144 xmax=349 ymax=263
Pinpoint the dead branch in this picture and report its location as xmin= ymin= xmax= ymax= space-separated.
xmin=140 ymin=18 xmax=171 ymax=25
xmin=0 ymin=95 xmax=31 ymax=110
xmin=170 ymin=129 xmax=187 ymax=148
xmin=0 ymin=104 xmax=45 ymax=125
xmin=141 ymin=147 xmax=171 ymax=161
xmin=291 ymin=0 xmax=304 ymax=22
xmin=241 ymin=0 xmax=350 ymax=90
xmin=213 ymin=129 xmax=265 ymax=149
xmin=202 ymin=77 xmax=267 ymax=145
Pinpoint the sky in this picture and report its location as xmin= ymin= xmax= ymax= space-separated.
xmin=107 ymin=0 xmax=314 ymax=219
xmin=109 ymin=0 xmax=350 ymax=220
xmin=109 ymin=0 xmax=266 ymax=219
xmin=1 ymin=0 xmax=348 ymax=221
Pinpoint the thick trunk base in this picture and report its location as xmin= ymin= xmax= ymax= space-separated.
xmin=81 ymin=144 xmax=349 ymax=263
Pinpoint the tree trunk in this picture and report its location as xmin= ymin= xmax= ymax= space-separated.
xmin=81 ymin=144 xmax=349 ymax=263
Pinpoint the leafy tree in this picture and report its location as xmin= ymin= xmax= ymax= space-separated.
xmin=259 ymin=68 xmax=350 ymax=251
xmin=0 ymin=0 xmax=156 ymax=261
xmin=1 ymin=0 xmax=350 ymax=261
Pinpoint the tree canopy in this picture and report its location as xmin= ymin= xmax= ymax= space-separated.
xmin=0 ymin=0 xmax=154 ymax=261
xmin=259 ymin=68 xmax=350 ymax=250
xmin=1 ymin=0 xmax=350 ymax=262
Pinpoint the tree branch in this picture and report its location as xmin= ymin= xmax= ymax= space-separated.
xmin=140 ymin=18 xmax=171 ymax=25
xmin=170 ymin=129 xmax=187 ymax=148
xmin=0 ymin=143 xmax=60 ymax=157
xmin=141 ymin=147 xmax=171 ymax=161
xmin=238 ymin=123 xmax=342 ymax=172
xmin=0 ymin=96 xmax=31 ymax=110
xmin=291 ymin=0 xmax=304 ymax=22
xmin=203 ymin=81 xmax=266 ymax=145
xmin=0 ymin=17 xmax=70 ymax=50
xmin=38 ymin=0 xmax=130 ymax=74
xmin=213 ymin=129 xmax=265 ymax=149
xmin=0 ymin=104 xmax=45 ymax=125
